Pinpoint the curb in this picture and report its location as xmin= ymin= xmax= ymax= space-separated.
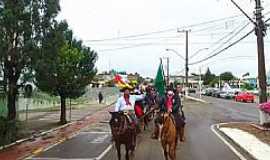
xmin=211 ymin=123 xmax=257 ymax=160
xmin=0 ymin=102 xmax=115 ymax=152
xmin=185 ymin=95 xmax=208 ymax=104
xmin=0 ymin=123 xmax=71 ymax=151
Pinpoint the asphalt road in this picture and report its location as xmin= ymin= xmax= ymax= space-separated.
xmin=31 ymin=96 xmax=259 ymax=160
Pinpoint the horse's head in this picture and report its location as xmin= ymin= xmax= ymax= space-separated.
xmin=162 ymin=112 xmax=172 ymax=124
xmin=163 ymin=112 xmax=169 ymax=119
xmin=109 ymin=111 xmax=126 ymax=136
xmin=109 ymin=111 xmax=124 ymax=127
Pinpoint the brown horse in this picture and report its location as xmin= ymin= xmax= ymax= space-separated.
xmin=109 ymin=112 xmax=136 ymax=160
xmin=161 ymin=112 xmax=178 ymax=160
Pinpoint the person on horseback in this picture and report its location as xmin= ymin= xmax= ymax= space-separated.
xmin=151 ymin=89 xmax=167 ymax=139
xmin=115 ymin=86 xmax=145 ymax=127
xmin=172 ymin=84 xmax=186 ymax=142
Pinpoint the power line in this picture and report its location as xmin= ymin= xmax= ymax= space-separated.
xmin=85 ymin=14 xmax=245 ymax=43
xmin=98 ymin=43 xmax=153 ymax=52
xmin=96 ymin=18 xmax=269 ymax=53
xmin=205 ymin=22 xmax=251 ymax=56
xmin=189 ymin=28 xmax=254 ymax=65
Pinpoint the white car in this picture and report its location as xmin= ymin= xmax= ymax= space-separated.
xmin=220 ymin=91 xmax=235 ymax=99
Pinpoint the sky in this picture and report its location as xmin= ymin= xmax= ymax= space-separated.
xmin=58 ymin=0 xmax=270 ymax=78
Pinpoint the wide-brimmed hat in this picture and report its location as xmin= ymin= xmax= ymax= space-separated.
xmin=120 ymin=86 xmax=134 ymax=92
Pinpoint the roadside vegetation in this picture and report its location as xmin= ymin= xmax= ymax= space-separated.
xmin=0 ymin=0 xmax=98 ymax=145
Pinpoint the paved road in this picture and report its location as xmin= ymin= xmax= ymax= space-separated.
xmin=31 ymin=97 xmax=259 ymax=160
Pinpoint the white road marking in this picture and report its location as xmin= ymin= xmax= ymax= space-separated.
xmin=95 ymin=144 xmax=113 ymax=160
xmin=25 ymin=132 xmax=113 ymax=160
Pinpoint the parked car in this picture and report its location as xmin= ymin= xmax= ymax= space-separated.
xmin=201 ymin=89 xmax=206 ymax=95
xmin=205 ymin=88 xmax=217 ymax=96
xmin=220 ymin=91 xmax=235 ymax=99
xmin=212 ymin=89 xmax=221 ymax=98
xmin=188 ymin=88 xmax=196 ymax=93
xmin=235 ymin=92 xmax=255 ymax=103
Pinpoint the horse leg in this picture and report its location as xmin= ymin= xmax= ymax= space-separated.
xmin=141 ymin=118 xmax=145 ymax=131
xmin=179 ymin=127 xmax=185 ymax=142
xmin=169 ymin=144 xmax=176 ymax=160
xmin=158 ymin=125 xmax=163 ymax=141
xmin=116 ymin=143 xmax=121 ymax=160
xmin=144 ymin=116 xmax=148 ymax=130
xmin=163 ymin=145 xmax=168 ymax=160
xmin=125 ymin=144 xmax=129 ymax=160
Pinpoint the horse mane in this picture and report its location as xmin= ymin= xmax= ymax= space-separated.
xmin=163 ymin=114 xmax=174 ymax=130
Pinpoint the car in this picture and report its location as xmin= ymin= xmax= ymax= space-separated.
xmin=205 ymin=88 xmax=217 ymax=96
xmin=235 ymin=92 xmax=255 ymax=103
xmin=219 ymin=91 xmax=235 ymax=99
xmin=201 ymin=89 xmax=206 ymax=95
xmin=212 ymin=89 xmax=221 ymax=98
xmin=188 ymin=88 xmax=196 ymax=94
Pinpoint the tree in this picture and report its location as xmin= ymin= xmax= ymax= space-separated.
xmin=220 ymin=72 xmax=235 ymax=82
xmin=241 ymin=83 xmax=254 ymax=90
xmin=35 ymin=22 xmax=97 ymax=124
xmin=202 ymin=68 xmax=216 ymax=85
xmin=0 ymin=0 xmax=60 ymax=120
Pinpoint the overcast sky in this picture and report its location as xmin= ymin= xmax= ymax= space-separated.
xmin=58 ymin=0 xmax=270 ymax=78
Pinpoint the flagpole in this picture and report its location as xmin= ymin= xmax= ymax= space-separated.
xmin=160 ymin=58 xmax=166 ymax=88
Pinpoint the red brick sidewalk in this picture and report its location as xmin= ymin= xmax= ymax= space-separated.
xmin=0 ymin=105 xmax=113 ymax=160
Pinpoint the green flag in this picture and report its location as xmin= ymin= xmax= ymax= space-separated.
xmin=154 ymin=60 xmax=166 ymax=96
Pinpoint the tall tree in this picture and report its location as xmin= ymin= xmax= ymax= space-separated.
xmin=35 ymin=22 xmax=97 ymax=124
xmin=220 ymin=72 xmax=235 ymax=82
xmin=202 ymin=68 xmax=216 ymax=85
xmin=0 ymin=0 xmax=60 ymax=120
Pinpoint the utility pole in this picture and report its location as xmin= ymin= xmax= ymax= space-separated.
xmin=199 ymin=67 xmax=202 ymax=99
xmin=255 ymin=0 xmax=267 ymax=103
xmin=230 ymin=0 xmax=267 ymax=103
xmin=185 ymin=31 xmax=189 ymax=91
xmin=167 ymin=57 xmax=170 ymax=86
xmin=178 ymin=29 xmax=191 ymax=95
xmin=162 ymin=57 xmax=170 ymax=85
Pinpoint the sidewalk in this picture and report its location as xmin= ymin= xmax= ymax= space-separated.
xmin=0 ymin=102 xmax=114 ymax=160
xmin=214 ymin=122 xmax=270 ymax=160
xmin=18 ymin=103 xmax=110 ymax=135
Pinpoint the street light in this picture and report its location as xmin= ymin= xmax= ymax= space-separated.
xmin=165 ymin=49 xmax=185 ymax=61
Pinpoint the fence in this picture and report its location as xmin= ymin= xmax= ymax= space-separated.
xmin=0 ymin=87 xmax=119 ymax=118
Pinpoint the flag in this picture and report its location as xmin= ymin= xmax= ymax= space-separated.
xmin=154 ymin=60 xmax=166 ymax=96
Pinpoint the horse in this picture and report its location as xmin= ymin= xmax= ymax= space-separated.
xmin=109 ymin=111 xmax=136 ymax=160
xmin=160 ymin=112 xmax=178 ymax=160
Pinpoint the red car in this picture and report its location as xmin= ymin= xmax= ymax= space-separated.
xmin=235 ymin=92 xmax=255 ymax=103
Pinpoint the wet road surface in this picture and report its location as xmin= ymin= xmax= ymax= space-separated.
xmin=30 ymin=97 xmax=258 ymax=160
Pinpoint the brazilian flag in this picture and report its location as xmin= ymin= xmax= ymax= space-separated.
xmin=154 ymin=60 xmax=166 ymax=96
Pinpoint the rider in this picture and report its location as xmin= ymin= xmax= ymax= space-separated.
xmin=115 ymin=86 xmax=145 ymax=127
xmin=151 ymin=88 xmax=167 ymax=139
xmin=173 ymin=84 xmax=185 ymax=119
xmin=173 ymin=84 xmax=186 ymax=142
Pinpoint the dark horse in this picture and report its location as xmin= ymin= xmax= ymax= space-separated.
xmin=109 ymin=111 xmax=136 ymax=160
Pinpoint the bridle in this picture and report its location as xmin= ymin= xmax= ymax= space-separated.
xmin=110 ymin=113 xmax=128 ymax=136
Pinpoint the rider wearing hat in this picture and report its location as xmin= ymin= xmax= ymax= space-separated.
xmin=115 ymin=86 xmax=145 ymax=126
